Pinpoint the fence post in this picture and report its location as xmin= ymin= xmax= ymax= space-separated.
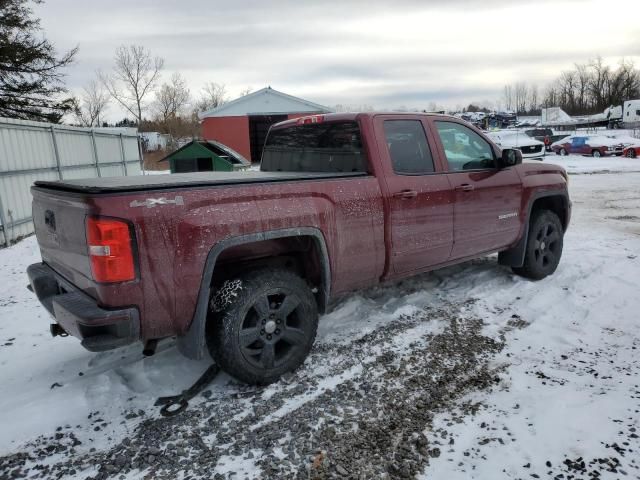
xmin=0 ymin=191 xmax=9 ymax=247
xmin=119 ymin=133 xmax=128 ymax=176
xmin=138 ymin=135 xmax=145 ymax=174
xmin=50 ymin=126 xmax=63 ymax=180
xmin=91 ymin=130 xmax=101 ymax=177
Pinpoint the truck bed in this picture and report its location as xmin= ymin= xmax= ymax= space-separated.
xmin=33 ymin=170 xmax=367 ymax=194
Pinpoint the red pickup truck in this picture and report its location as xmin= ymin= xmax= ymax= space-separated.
xmin=27 ymin=113 xmax=570 ymax=384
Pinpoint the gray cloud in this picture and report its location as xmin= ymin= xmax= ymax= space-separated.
xmin=33 ymin=0 xmax=640 ymax=118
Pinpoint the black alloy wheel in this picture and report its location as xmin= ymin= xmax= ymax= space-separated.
xmin=238 ymin=290 xmax=309 ymax=371
xmin=512 ymin=209 xmax=564 ymax=280
xmin=207 ymin=268 xmax=318 ymax=385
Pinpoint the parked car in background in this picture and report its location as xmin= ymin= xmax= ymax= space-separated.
xmin=623 ymin=144 xmax=640 ymax=158
xmin=524 ymin=128 xmax=568 ymax=151
xmin=551 ymin=135 xmax=625 ymax=157
xmin=487 ymin=131 xmax=545 ymax=159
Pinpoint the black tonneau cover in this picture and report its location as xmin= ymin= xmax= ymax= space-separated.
xmin=33 ymin=171 xmax=367 ymax=194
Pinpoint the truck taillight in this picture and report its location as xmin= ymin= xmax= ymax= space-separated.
xmin=86 ymin=217 xmax=135 ymax=283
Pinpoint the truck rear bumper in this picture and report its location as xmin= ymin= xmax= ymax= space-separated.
xmin=27 ymin=263 xmax=140 ymax=352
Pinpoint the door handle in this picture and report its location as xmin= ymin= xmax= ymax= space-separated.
xmin=455 ymin=184 xmax=474 ymax=192
xmin=392 ymin=189 xmax=418 ymax=199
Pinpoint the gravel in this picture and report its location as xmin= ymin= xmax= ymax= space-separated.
xmin=0 ymin=300 xmax=506 ymax=479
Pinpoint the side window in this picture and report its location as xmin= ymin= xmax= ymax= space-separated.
xmin=434 ymin=121 xmax=495 ymax=171
xmin=383 ymin=120 xmax=435 ymax=174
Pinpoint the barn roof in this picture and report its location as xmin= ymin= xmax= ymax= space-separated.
xmin=198 ymin=86 xmax=332 ymax=119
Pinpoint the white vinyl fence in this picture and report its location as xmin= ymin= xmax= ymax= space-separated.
xmin=0 ymin=117 xmax=143 ymax=247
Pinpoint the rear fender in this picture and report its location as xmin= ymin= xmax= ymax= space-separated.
xmin=177 ymin=227 xmax=331 ymax=360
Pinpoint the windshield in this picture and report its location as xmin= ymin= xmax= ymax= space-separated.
xmin=261 ymin=121 xmax=367 ymax=173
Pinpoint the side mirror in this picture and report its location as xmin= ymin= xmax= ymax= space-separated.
xmin=500 ymin=148 xmax=522 ymax=168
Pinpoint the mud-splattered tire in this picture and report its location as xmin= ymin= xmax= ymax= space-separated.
xmin=206 ymin=269 xmax=318 ymax=385
xmin=512 ymin=210 xmax=564 ymax=280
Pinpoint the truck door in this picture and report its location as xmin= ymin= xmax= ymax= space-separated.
xmin=430 ymin=119 xmax=522 ymax=259
xmin=373 ymin=116 xmax=454 ymax=275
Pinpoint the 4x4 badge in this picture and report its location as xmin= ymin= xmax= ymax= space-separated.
xmin=130 ymin=196 xmax=184 ymax=208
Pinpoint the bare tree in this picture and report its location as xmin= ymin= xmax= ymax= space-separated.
xmin=575 ymin=63 xmax=590 ymax=111
xmin=239 ymin=86 xmax=253 ymax=96
xmin=587 ymin=57 xmax=609 ymax=111
xmin=535 ymin=57 xmax=640 ymax=115
xmin=99 ymin=45 xmax=164 ymax=123
xmin=196 ymin=82 xmax=228 ymax=113
xmin=514 ymin=82 xmax=528 ymax=114
xmin=155 ymin=72 xmax=190 ymax=123
xmin=609 ymin=59 xmax=640 ymax=107
xmin=74 ymin=78 xmax=110 ymax=126
xmin=542 ymin=84 xmax=558 ymax=109
xmin=503 ymin=85 xmax=513 ymax=111
xmin=527 ymin=84 xmax=539 ymax=113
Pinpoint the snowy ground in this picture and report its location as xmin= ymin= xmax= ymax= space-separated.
xmin=1 ymin=155 xmax=639 ymax=479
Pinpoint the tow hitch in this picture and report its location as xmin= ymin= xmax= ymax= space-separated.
xmin=50 ymin=323 xmax=68 ymax=337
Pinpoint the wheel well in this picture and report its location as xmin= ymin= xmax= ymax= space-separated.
xmin=211 ymin=235 xmax=327 ymax=313
xmin=530 ymin=195 xmax=568 ymax=231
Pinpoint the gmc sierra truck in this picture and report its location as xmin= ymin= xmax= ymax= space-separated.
xmin=27 ymin=113 xmax=571 ymax=384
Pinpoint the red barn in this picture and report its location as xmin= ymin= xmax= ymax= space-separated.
xmin=199 ymin=87 xmax=332 ymax=163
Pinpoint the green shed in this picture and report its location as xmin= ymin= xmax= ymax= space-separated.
xmin=161 ymin=140 xmax=251 ymax=173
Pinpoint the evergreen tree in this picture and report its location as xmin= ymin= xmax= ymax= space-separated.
xmin=0 ymin=0 xmax=77 ymax=122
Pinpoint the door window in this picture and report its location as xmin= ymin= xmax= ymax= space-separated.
xmin=434 ymin=121 xmax=495 ymax=171
xmin=383 ymin=120 xmax=435 ymax=174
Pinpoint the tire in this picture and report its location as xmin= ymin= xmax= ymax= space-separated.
xmin=592 ymin=150 xmax=602 ymax=158
xmin=560 ymin=148 xmax=567 ymax=156
xmin=512 ymin=210 xmax=564 ymax=280
xmin=207 ymin=268 xmax=318 ymax=385
xmin=627 ymin=149 xmax=637 ymax=158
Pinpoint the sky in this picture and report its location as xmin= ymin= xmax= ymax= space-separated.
xmin=34 ymin=0 xmax=640 ymax=121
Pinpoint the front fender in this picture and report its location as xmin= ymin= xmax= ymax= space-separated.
xmin=498 ymin=189 xmax=570 ymax=268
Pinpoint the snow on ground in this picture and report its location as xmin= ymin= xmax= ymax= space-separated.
xmin=0 ymin=239 xmax=210 ymax=454
xmin=424 ymin=171 xmax=640 ymax=479
xmin=1 ymin=158 xmax=640 ymax=479
xmin=535 ymin=153 xmax=640 ymax=174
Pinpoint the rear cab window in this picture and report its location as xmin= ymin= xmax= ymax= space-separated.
xmin=383 ymin=120 xmax=435 ymax=175
xmin=261 ymin=120 xmax=367 ymax=173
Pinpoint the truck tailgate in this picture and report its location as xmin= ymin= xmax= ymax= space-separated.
xmin=31 ymin=188 xmax=93 ymax=285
